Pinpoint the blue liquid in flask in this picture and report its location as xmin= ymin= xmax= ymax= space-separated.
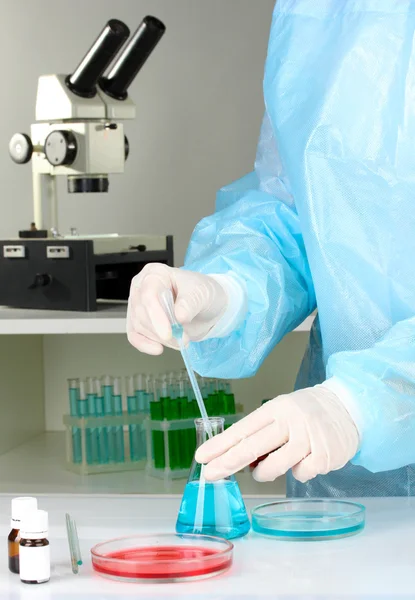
xmin=176 ymin=417 xmax=250 ymax=540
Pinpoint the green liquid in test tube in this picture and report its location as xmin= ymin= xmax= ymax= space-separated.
xmin=68 ymin=378 xmax=82 ymax=464
xmin=167 ymin=374 xmax=181 ymax=469
xmin=102 ymin=375 xmax=116 ymax=462
xmin=179 ymin=374 xmax=190 ymax=467
xmin=224 ymin=380 xmax=236 ymax=415
xmin=167 ymin=373 xmax=182 ymax=468
xmin=134 ymin=373 xmax=146 ymax=413
xmin=86 ymin=377 xmax=99 ymax=464
xmin=185 ymin=376 xmax=198 ymax=466
xmin=177 ymin=376 xmax=191 ymax=468
xmin=150 ymin=379 xmax=165 ymax=469
xmin=207 ymin=379 xmax=219 ymax=416
xmin=126 ymin=376 xmax=142 ymax=461
xmin=216 ymin=380 xmax=226 ymax=415
xmin=159 ymin=377 xmax=180 ymax=470
xmin=94 ymin=378 xmax=109 ymax=464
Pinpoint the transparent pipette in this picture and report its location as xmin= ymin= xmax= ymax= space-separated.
xmin=65 ymin=513 xmax=82 ymax=574
xmin=160 ymin=290 xmax=212 ymax=439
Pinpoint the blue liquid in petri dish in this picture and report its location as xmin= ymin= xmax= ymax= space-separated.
xmin=253 ymin=513 xmax=364 ymax=539
xmin=251 ymin=500 xmax=365 ymax=541
xmin=176 ymin=480 xmax=250 ymax=540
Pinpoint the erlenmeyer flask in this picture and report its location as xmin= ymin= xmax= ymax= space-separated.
xmin=176 ymin=417 xmax=250 ymax=540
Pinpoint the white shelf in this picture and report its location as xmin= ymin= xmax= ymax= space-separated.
xmin=0 ymin=304 xmax=127 ymax=334
xmin=0 ymin=432 xmax=285 ymax=497
xmin=0 ymin=305 xmax=314 ymax=335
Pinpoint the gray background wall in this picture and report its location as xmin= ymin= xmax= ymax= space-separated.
xmin=2 ymin=0 xmax=275 ymax=265
xmin=0 ymin=0 xmax=308 ymax=432
xmin=0 ymin=0 xmax=312 ymax=495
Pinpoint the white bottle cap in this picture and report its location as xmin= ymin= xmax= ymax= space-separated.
xmin=20 ymin=510 xmax=48 ymax=539
xmin=11 ymin=497 xmax=38 ymax=529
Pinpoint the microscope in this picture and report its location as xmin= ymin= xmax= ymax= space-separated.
xmin=0 ymin=16 xmax=173 ymax=311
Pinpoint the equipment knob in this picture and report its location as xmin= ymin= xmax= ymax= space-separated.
xmin=28 ymin=273 xmax=53 ymax=289
xmin=9 ymin=133 xmax=33 ymax=164
xmin=44 ymin=131 xmax=77 ymax=166
xmin=124 ymin=135 xmax=129 ymax=160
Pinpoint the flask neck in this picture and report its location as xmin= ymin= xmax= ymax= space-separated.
xmin=195 ymin=417 xmax=224 ymax=447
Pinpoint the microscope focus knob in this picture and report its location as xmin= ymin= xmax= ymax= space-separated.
xmin=28 ymin=273 xmax=53 ymax=290
xmin=44 ymin=131 xmax=77 ymax=166
xmin=9 ymin=133 xmax=33 ymax=164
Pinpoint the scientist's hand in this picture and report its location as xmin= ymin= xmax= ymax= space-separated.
xmin=127 ymin=264 xmax=229 ymax=355
xmin=196 ymin=385 xmax=359 ymax=483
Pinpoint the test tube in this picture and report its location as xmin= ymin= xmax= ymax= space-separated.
xmin=159 ymin=378 xmax=181 ymax=470
xmin=199 ymin=377 xmax=209 ymax=400
xmin=101 ymin=375 xmax=116 ymax=462
xmin=144 ymin=374 xmax=154 ymax=412
xmin=126 ymin=375 xmax=141 ymax=461
xmin=68 ymin=379 xmax=82 ymax=464
xmin=216 ymin=380 xmax=226 ymax=415
xmin=134 ymin=373 xmax=146 ymax=413
xmin=149 ymin=377 xmax=165 ymax=469
xmin=208 ymin=379 xmax=219 ymax=416
xmin=94 ymin=378 xmax=109 ymax=464
xmin=86 ymin=377 xmax=99 ymax=464
xmin=168 ymin=371 xmax=178 ymax=399
xmin=78 ymin=380 xmax=89 ymax=464
xmin=177 ymin=375 xmax=192 ymax=468
xmin=112 ymin=377 xmax=125 ymax=463
xmin=224 ymin=380 xmax=236 ymax=415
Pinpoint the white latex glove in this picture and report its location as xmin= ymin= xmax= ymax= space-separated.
xmin=195 ymin=384 xmax=360 ymax=483
xmin=127 ymin=263 xmax=246 ymax=355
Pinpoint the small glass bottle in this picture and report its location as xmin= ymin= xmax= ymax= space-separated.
xmin=176 ymin=417 xmax=250 ymax=539
xmin=20 ymin=510 xmax=50 ymax=584
xmin=8 ymin=497 xmax=38 ymax=574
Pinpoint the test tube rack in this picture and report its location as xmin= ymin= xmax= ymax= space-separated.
xmin=146 ymin=409 xmax=244 ymax=480
xmin=63 ymin=412 xmax=147 ymax=475
xmin=64 ymin=372 xmax=241 ymax=476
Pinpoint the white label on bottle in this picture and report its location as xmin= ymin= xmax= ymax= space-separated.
xmin=20 ymin=545 xmax=50 ymax=582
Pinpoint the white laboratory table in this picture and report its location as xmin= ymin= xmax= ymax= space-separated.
xmin=0 ymin=494 xmax=413 ymax=599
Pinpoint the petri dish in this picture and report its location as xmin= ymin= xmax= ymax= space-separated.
xmin=91 ymin=533 xmax=233 ymax=583
xmin=252 ymin=499 xmax=365 ymax=541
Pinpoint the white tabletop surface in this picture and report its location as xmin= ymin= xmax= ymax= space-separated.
xmin=0 ymin=494 xmax=412 ymax=599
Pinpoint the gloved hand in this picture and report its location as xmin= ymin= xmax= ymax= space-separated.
xmin=127 ymin=264 xmax=246 ymax=355
xmin=195 ymin=384 xmax=360 ymax=483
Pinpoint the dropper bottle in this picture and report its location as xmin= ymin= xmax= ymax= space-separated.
xmin=19 ymin=510 xmax=50 ymax=584
xmin=8 ymin=497 xmax=38 ymax=574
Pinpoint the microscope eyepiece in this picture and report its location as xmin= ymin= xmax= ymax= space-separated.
xmin=67 ymin=19 xmax=130 ymax=98
xmin=99 ymin=16 xmax=165 ymax=100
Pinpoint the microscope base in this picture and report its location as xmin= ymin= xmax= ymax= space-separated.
xmin=0 ymin=235 xmax=173 ymax=312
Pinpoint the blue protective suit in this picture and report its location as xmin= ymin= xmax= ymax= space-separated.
xmin=184 ymin=0 xmax=415 ymax=497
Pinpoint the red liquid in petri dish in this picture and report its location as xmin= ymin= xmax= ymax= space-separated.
xmin=92 ymin=545 xmax=233 ymax=581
